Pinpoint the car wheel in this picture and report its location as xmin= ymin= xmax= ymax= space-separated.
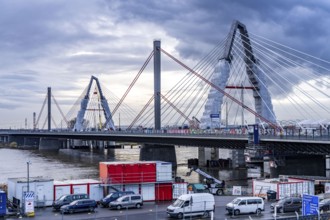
xmin=136 ymin=203 xmax=141 ymax=209
xmin=216 ymin=189 xmax=223 ymax=196
xmin=277 ymin=207 xmax=282 ymax=213
xmin=177 ymin=213 xmax=183 ymax=219
xmin=202 ymin=211 xmax=210 ymax=218
xmin=116 ymin=205 xmax=122 ymax=210
xmin=69 ymin=209 xmax=74 ymax=214
xmin=234 ymin=209 xmax=240 ymax=215
xmin=256 ymin=208 xmax=261 ymax=215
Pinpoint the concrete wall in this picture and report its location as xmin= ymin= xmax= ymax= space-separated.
xmin=140 ymin=144 xmax=177 ymax=168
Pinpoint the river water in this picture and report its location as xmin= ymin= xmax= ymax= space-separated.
xmin=0 ymin=146 xmax=248 ymax=187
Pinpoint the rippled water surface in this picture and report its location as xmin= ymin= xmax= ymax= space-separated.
xmin=0 ymin=147 xmax=247 ymax=185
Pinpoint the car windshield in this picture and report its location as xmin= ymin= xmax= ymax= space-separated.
xmin=105 ymin=193 xmax=114 ymax=199
xmin=320 ymin=198 xmax=330 ymax=205
xmin=232 ymin=199 xmax=241 ymax=204
xmin=172 ymin=199 xmax=185 ymax=207
xmin=58 ymin=195 xmax=67 ymax=201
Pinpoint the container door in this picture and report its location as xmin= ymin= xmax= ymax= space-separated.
xmin=72 ymin=184 xmax=88 ymax=194
xmin=36 ymin=185 xmax=45 ymax=203
xmin=140 ymin=163 xmax=156 ymax=182
xmin=55 ymin=186 xmax=70 ymax=200
xmin=124 ymin=163 xmax=140 ymax=183
xmin=89 ymin=184 xmax=103 ymax=201
xmin=156 ymin=162 xmax=172 ymax=182
xmin=141 ymin=184 xmax=155 ymax=201
xmin=108 ymin=164 xmax=124 ymax=184
xmin=155 ymin=183 xmax=172 ymax=201
xmin=173 ymin=183 xmax=188 ymax=199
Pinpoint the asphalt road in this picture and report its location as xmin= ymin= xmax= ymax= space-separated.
xmin=4 ymin=196 xmax=308 ymax=220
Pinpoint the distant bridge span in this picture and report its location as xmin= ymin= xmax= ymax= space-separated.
xmin=2 ymin=131 xmax=330 ymax=154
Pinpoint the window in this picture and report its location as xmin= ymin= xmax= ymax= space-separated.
xmin=122 ymin=197 xmax=129 ymax=202
xmin=239 ymin=200 xmax=246 ymax=205
xmin=132 ymin=196 xmax=141 ymax=200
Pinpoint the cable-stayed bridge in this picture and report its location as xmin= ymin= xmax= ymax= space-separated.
xmin=1 ymin=20 xmax=329 ymax=177
xmin=30 ymin=20 xmax=328 ymax=134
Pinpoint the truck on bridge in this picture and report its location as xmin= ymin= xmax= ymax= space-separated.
xmin=187 ymin=167 xmax=225 ymax=196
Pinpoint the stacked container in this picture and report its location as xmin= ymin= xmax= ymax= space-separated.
xmin=53 ymin=179 xmax=103 ymax=201
xmin=99 ymin=161 xmax=173 ymax=201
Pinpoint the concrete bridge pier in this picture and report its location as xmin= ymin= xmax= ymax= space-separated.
xmin=198 ymin=147 xmax=220 ymax=167
xmin=140 ymin=144 xmax=177 ymax=168
xmin=325 ymin=155 xmax=330 ymax=178
xmin=267 ymin=155 xmax=325 ymax=178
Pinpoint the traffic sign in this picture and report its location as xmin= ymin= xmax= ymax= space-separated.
xmin=302 ymin=194 xmax=319 ymax=216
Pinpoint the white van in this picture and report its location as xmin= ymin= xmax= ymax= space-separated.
xmin=226 ymin=197 xmax=264 ymax=215
xmin=167 ymin=193 xmax=215 ymax=219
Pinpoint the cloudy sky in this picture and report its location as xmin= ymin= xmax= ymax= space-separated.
xmin=0 ymin=0 xmax=329 ymax=128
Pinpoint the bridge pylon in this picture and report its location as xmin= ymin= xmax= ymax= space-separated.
xmin=200 ymin=20 xmax=276 ymax=129
xmin=74 ymin=76 xmax=115 ymax=131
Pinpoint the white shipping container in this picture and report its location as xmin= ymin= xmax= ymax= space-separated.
xmin=156 ymin=162 xmax=172 ymax=182
xmin=54 ymin=185 xmax=71 ymax=200
xmin=7 ymin=177 xmax=54 ymax=207
xmin=141 ymin=184 xmax=155 ymax=201
xmin=54 ymin=179 xmax=102 ymax=201
xmin=89 ymin=184 xmax=103 ymax=201
xmin=253 ymin=178 xmax=315 ymax=200
xmin=124 ymin=184 xmax=139 ymax=194
xmin=253 ymin=179 xmax=277 ymax=199
xmin=173 ymin=183 xmax=188 ymax=199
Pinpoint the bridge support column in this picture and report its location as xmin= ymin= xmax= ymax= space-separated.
xmin=267 ymin=155 xmax=325 ymax=178
xmin=326 ymin=155 xmax=330 ymax=178
xmin=198 ymin=147 xmax=220 ymax=167
xmin=140 ymin=144 xmax=176 ymax=168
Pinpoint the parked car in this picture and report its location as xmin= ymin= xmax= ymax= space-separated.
xmin=52 ymin=194 xmax=89 ymax=211
xmin=100 ymin=191 xmax=135 ymax=208
xmin=226 ymin=197 xmax=264 ymax=215
xmin=60 ymin=199 xmax=97 ymax=214
xmin=109 ymin=194 xmax=143 ymax=210
xmin=319 ymin=198 xmax=330 ymax=212
xmin=167 ymin=193 xmax=215 ymax=219
xmin=270 ymin=197 xmax=302 ymax=213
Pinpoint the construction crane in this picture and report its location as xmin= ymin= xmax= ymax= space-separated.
xmin=187 ymin=167 xmax=225 ymax=196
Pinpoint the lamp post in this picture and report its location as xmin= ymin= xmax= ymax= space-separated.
xmin=27 ymin=161 xmax=31 ymax=192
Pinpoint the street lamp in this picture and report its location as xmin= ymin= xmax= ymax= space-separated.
xmin=27 ymin=161 xmax=31 ymax=192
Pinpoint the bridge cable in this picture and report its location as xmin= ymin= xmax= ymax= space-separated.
xmin=36 ymin=94 xmax=47 ymax=129
xmin=128 ymin=95 xmax=154 ymax=130
xmin=112 ymin=50 xmax=154 ymax=117
xmin=160 ymin=48 xmax=280 ymax=130
xmin=51 ymin=94 xmax=69 ymax=127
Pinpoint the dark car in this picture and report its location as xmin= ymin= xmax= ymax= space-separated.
xmin=52 ymin=193 xmax=89 ymax=211
xmin=60 ymin=199 xmax=97 ymax=214
xmin=270 ymin=197 xmax=302 ymax=213
xmin=319 ymin=198 xmax=330 ymax=212
xmin=100 ymin=191 xmax=135 ymax=208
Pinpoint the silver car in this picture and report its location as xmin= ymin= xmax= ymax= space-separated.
xmin=109 ymin=194 xmax=143 ymax=210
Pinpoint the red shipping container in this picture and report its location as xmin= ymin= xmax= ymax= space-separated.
xmin=123 ymin=163 xmax=141 ymax=183
xmin=107 ymin=163 xmax=125 ymax=184
xmin=155 ymin=183 xmax=172 ymax=201
xmin=139 ymin=162 xmax=156 ymax=183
